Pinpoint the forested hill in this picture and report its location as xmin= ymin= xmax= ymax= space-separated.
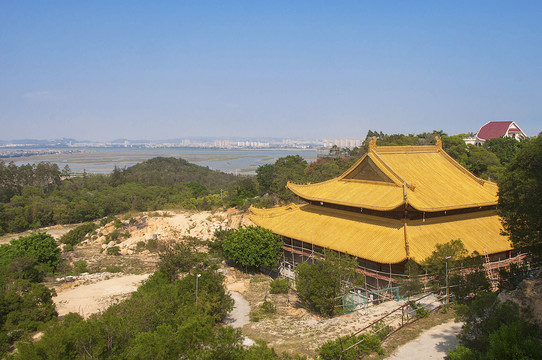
xmin=119 ymin=157 xmax=240 ymax=191
xmin=0 ymin=157 xmax=250 ymax=235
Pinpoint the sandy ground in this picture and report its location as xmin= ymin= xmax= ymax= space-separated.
xmin=386 ymin=320 xmax=463 ymax=359
xmin=0 ymin=224 xmax=78 ymax=244
xmin=54 ymin=274 xmax=150 ymax=317
xmin=46 ymin=209 xmax=251 ymax=319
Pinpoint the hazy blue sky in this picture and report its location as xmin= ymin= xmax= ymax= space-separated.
xmin=1 ymin=1 xmax=541 ymax=141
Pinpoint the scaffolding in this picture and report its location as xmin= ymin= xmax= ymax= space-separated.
xmin=342 ymin=286 xmax=402 ymax=313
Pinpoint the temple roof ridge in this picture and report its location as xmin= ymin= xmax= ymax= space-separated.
xmin=287 ymin=136 xmax=498 ymax=212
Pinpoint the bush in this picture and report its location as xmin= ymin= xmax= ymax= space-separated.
xmin=260 ymin=300 xmax=276 ymax=314
xmin=60 ymin=222 xmax=97 ymax=246
xmin=269 ymin=277 xmax=289 ymax=294
xmin=222 ymin=226 xmax=283 ymax=269
xmin=318 ymin=332 xmax=384 ymax=360
xmin=250 ymin=300 xmax=276 ymax=322
xmin=408 ymin=301 xmax=430 ymax=318
xmin=106 ymin=246 xmax=120 ymax=256
xmin=73 ymin=260 xmax=88 ymax=274
xmin=158 ymin=242 xmax=201 ymax=280
xmin=105 ymin=266 xmax=122 ymax=273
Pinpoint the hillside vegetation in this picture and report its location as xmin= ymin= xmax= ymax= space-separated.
xmin=0 ymin=157 xmax=245 ymax=234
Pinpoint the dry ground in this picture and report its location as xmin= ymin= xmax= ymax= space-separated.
xmin=223 ymin=267 xmax=444 ymax=358
xmin=42 ymin=209 xmax=250 ymax=319
xmin=54 ymin=274 xmax=150 ymax=317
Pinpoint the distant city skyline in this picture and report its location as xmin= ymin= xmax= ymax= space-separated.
xmin=1 ymin=2 xmax=541 ymax=141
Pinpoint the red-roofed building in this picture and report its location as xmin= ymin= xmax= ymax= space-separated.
xmin=475 ymin=121 xmax=526 ymax=145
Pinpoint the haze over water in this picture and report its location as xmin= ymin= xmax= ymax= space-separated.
xmin=10 ymin=148 xmax=318 ymax=175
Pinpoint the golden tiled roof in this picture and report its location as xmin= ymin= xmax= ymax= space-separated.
xmin=249 ymin=204 xmax=511 ymax=264
xmin=288 ymin=138 xmax=498 ymax=211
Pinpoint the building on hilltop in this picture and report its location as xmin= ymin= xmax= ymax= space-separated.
xmin=474 ymin=121 xmax=526 ymax=146
xmin=249 ymin=137 xmax=514 ymax=287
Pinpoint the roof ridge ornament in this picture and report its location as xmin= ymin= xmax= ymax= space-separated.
xmin=435 ymin=136 xmax=442 ymax=149
xmin=368 ymin=136 xmax=377 ymax=152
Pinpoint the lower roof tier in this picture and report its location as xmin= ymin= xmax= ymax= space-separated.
xmin=249 ymin=204 xmax=512 ymax=264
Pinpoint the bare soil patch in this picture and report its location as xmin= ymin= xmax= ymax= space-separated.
xmin=54 ymin=274 xmax=150 ymax=317
xmin=47 ymin=209 xmax=250 ymax=318
xmin=0 ymin=223 xmax=78 ymax=244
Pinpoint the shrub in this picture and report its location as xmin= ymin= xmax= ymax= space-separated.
xmin=60 ymin=223 xmax=97 ymax=246
xmin=106 ymin=246 xmax=121 ymax=256
xmin=74 ymin=260 xmax=88 ymax=274
xmin=260 ymin=300 xmax=276 ymax=314
xmin=269 ymin=278 xmax=289 ymax=294
xmin=318 ymin=332 xmax=384 ymax=360
xmin=450 ymin=292 xmax=542 ymax=359
xmin=408 ymin=301 xmax=430 ymax=318
xmin=222 ymin=226 xmax=283 ymax=269
xmin=105 ymin=266 xmax=122 ymax=273
xmin=250 ymin=300 xmax=276 ymax=322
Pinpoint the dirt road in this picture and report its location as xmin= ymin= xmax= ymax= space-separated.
xmin=386 ymin=320 xmax=463 ymax=359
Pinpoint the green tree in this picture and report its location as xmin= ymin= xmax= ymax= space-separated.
xmin=158 ymin=242 xmax=200 ymax=280
xmin=305 ymin=159 xmax=341 ymax=183
xmin=295 ymin=250 xmax=363 ymax=317
xmin=484 ymin=136 xmax=520 ymax=165
xmin=270 ymin=155 xmax=307 ymax=201
xmin=7 ymin=233 xmax=61 ymax=272
xmin=256 ymin=163 xmax=275 ymax=194
xmin=60 ymin=222 xmax=98 ymax=246
xmin=397 ymin=259 xmax=423 ymax=299
xmin=441 ymin=134 xmax=468 ymax=165
xmin=498 ymin=135 xmax=542 ymax=259
xmin=423 ymin=239 xmax=467 ymax=292
xmin=450 ymin=292 xmax=542 ymax=359
xmin=228 ymin=177 xmax=259 ymax=208
xmin=463 ymin=145 xmax=502 ymax=179
xmin=222 ymin=226 xmax=283 ymax=269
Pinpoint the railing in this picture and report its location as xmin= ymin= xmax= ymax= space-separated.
xmin=339 ymin=293 xmax=447 ymax=358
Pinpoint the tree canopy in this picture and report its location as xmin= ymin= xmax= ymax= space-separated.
xmin=498 ymin=135 xmax=542 ymax=259
xmin=222 ymin=226 xmax=283 ymax=269
xmin=296 ymin=250 xmax=363 ymax=317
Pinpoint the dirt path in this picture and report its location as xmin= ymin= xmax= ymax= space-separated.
xmin=386 ymin=320 xmax=463 ymax=359
xmin=54 ymin=274 xmax=150 ymax=317
xmin=226 ymin=291 xmax=251 ymax=328
xmin=224 ymin=290 xmax=255 ymax=346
